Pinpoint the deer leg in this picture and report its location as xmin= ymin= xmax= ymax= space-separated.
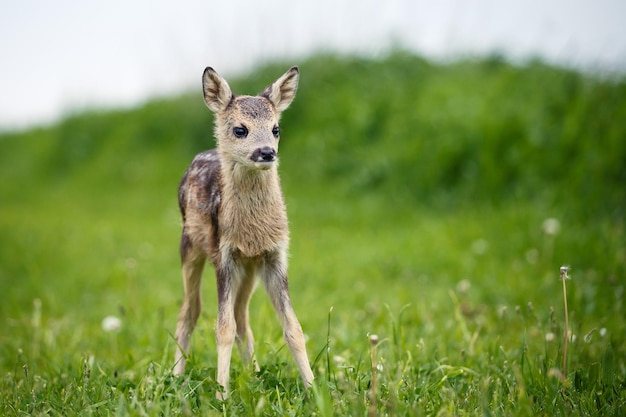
xmin=262 ymin=256 xmax=314 ymax=387
xmin=215 ymin=260 xmax=241 ymax=400
xmin=174 ymin=234 xmax=206 ymax=375
xmin=234 ymin=271 xmax=260 ymax=372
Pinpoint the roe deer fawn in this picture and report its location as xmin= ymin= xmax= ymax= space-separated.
xmin=173 ymin=66 xmax=314 ymax=399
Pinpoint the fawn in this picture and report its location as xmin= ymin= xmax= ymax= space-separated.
xmin=173 ymin=66 xmax=314 ymax=399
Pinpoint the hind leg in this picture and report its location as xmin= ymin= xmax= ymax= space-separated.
xmin=174 ymin=233 xmax=206 ymax=375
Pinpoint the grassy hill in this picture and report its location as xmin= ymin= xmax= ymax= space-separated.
xmin=1 ymin=52 xmax=624 ymax=415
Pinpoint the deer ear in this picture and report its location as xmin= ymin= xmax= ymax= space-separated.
xmin=261 ymin=66 xmax=299 ymax=112
xmin=202 ymin=67 xmax=233 ymax=113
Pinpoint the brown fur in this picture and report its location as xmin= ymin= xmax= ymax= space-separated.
xmin=173 ymin=66 xmax=313 ymax=399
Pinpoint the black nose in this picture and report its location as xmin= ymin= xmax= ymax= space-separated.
xmin=258 ymin=146 xmax=276 ymax=162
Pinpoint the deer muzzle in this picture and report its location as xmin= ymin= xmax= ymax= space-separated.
xmin=251 ymin=146 xmax=277 ymax=168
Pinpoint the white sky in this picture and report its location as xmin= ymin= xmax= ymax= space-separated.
xmin=1 ymin=0 xmax=625 ymax=130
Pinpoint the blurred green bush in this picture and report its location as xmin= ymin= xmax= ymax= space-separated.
xmin=1 ymin=51 xmax=624 ymax=219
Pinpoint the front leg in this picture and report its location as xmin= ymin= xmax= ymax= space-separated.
xmin=261 ymin=251 xmax=314 ymax=387
xmin=234 ymin=269 xmax=260 ymax=372
xmin=215 ymin=263 xmax=239 ymax=400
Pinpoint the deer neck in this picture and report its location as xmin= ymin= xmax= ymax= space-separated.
xmin=219 ymin=160 xmax=288 ymax=258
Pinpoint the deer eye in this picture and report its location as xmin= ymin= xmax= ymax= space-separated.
xmin=272 ymin=126 xmax=280 ymax=138
xmin=233 ymin=126 xmax=248 ymax=138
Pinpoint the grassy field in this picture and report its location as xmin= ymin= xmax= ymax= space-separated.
xmin=1 ymin=52 xmax=624 ymax=416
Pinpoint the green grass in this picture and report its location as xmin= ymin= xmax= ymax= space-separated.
xmin=1 ymin=51 xmax=624 ymax=416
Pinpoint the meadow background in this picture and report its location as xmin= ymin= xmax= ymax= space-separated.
xmin=1 ymin=52 xmax=625 ymax=415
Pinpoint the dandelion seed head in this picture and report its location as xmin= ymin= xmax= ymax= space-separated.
xmin=102 ymin=316 xmax=122 ymax=332
xmin=599 ymin=328 xmax=607 ymax=337
xmin=545 ymin=332 xmax=555 ymax=342
xmin=456 ymin=279 xmax=471 ymax=295
xmin=542 ymin=218 xmax=560 ymax=236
